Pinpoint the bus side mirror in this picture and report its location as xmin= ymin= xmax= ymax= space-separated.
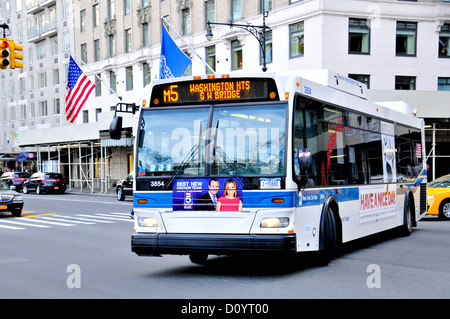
xmin=297 ymin=148 xmax=312 ymax=186
xmin=110 ymin=116 xmax=123 ymax=140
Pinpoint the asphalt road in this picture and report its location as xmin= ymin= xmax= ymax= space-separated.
xmin=1 ymin=192 xmax=449 ymax=302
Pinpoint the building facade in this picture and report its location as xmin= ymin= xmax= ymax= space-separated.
xmin=1 ymin=0 xmax=449 ymax=191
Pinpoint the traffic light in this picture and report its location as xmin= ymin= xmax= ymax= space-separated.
xmin=0 ymin=39 xmax=9 ymax=69
xmin=9 ymin=40 xmax=23 ymax=69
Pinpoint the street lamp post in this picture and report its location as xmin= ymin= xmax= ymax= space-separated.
xmin=206 ymin=11 xmax=271 ymax=72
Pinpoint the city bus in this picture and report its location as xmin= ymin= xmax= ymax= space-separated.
xmin=110 ymin=70 xmax=427 ymax=265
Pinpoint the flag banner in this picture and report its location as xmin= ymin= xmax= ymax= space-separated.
xmin=160 ymin=25 xmax=191 ymax=79
xmin=66 ymin=56 xmax=96 ymax=123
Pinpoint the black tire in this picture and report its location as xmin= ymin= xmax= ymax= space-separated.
xmin=12 ymin=208 xmax=22 ymax=217
xmin=117 ymin=187 xmax=125 ymax=201
xmin=189 ymin=253 xmax=208 ymax=265
xmin=22 ymin=186 xmax=29 ymax=194
xmin=317 ymin=206 xmax=338 ymax=265
xmin=439 ymin=199 xmax=450 ymax=220
xmin=399 ymin=201 xmax=413 ymax=237
xmin=36 ymin=184 xmax=42 ymax=195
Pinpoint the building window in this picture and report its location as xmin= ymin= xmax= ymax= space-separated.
xmin=96 ymin=108 xmax=102 ymax=121
xmin=143 ymin=23 xmax=149 ymax=47
xmin=53 ymin=68 xmax=60 ymax=85
xmin=395 ymin=76 xmax=416 ymax=90
xmin=124 ymin=0 xmax=131 ymax=15
xmin=38 ymin=72 xmax=47 ymax=89
xmin=126 ymin=66 xmax=133 ymax=91
xmin=182 ymin=8 xmax=191 ymax=35
xmin=349 ymin=74 xmax=370 ymax=89
xmin=54 ymin=99 xmax=60 ymax=114
xmin=205 ymin=0 xmax=215 ymax=24
xmin=396 ymin=21 xmax=417 ymax=56
xmin=439 ymin=24 xmax=450 ymax=58
xmin=93 ymin=4 xmax=100 ymax=27
xmin=108 ymin=0 xmax=115 ymax=20
xmin=30 ymin=103 xmax=35 ymax=118
xmin=109 ymin=35 xmax=115 ymax=57
xmin=110 ymin=71 xmax=116 ymax=93
xmin=206 ymin=45 xmax=216 ymax=74
xmin=10 ymin=106 xmax=15 ymax=121
xmin=39 ymin=101 xmax=48 ymax=117
xmin=289 ymin=21 xmax=304 ymax=58
xmin=95 ymin=76 xmax=101 ymax=96
xmin=80 ymin=9 xmax=86 ymax=32
xmin=438 ymin=77 xmax=450 ymax=91
xmin=231 ymin=0 xmax=242 ymax=21
xmin=83 ymin=110 xmax=89 ymax=123
xmin=37 ymin=42 xmax=46 ymax=60
xmin=260 ymin=30 xmax=272 ymax=65
xmin=231 ymin=40 xmax=242 ymax=70
xmin=143 ymin=62 xmax=151 ymax=87
xmin=125 ymin=29 xmax=132 ymax=53
xmin=349 ymin=18 xmax=370 ymax=54
xmin=94 ymin=39 xmax=100 ymax=61
xmin=81 ymin=43 xmax=87 ymax=63
xmin=20 ymin=105 xmax=26 ymax=120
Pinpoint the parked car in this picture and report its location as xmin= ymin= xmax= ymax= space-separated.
xmin=116 ymin=171 xmax=133 ymax=201
xmin=0 ymin=171 xmax=30 ymax=192
xmin=23 ymin=172 xmax=67 ymax=194
xmin=427 ymin=175 xmax=450 ymax=220
xmin=0 ymin=180 xmax=24 ymax=217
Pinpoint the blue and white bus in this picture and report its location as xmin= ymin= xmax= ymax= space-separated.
xmin=110 ymin=70 xmax=427 ymax=265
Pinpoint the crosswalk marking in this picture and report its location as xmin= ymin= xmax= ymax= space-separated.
xmin=0 ymin=223 xmax=25 ymax=230
xmin=77 ymin=214 xmax=133 ymax=222
xmin=0 ymin=219 xmax=50 ymax=228
xmin=0 ymin=212 xmax=133 ymax=231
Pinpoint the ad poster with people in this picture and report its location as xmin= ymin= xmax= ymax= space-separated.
xmin=173 ymin=178 xmax=243 ymax=211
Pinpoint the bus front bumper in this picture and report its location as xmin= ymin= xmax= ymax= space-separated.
xmin=131 ymin=233 xmax=296 ymax=256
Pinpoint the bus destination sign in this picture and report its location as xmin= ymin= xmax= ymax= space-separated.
xmin=150 ymin=77 xmax=279 ymax=107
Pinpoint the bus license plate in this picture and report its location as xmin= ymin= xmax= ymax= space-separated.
xmin=260 ymin=178 xmax=281 ymax=189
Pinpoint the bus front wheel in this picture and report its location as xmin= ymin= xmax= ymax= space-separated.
xmin=317 ymin=206 xmax=338 ymax=265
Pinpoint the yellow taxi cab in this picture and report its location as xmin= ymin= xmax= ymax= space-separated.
xmin=427 ymin=175 xmax=450 ymax=220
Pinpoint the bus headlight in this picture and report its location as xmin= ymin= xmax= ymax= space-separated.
xmin=138 ymin=217 xmax=158 ymax=227
xmin=260 ymin=217 xmax=289 ymax=228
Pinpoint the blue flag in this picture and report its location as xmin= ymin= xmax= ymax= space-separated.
xmin=160 ymin=25 xmax=191 ymax=79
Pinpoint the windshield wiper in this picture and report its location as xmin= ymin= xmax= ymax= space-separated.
xmin=211 ymin=121 xmax=251 ymax=189
xmin=164 ymin=121 xmax=203 ymax=190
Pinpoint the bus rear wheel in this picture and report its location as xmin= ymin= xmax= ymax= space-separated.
xmin=399 ymin=201 xmax=413 ymax=237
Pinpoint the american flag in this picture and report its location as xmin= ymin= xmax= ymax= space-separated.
xmin=66 ymin=56 xmax=95 ymax=123
xmin=416 ymin=143 xmax=422 ymax=159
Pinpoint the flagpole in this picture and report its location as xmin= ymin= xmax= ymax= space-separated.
xmin=70 ymin=51 xmax=122 ymax=101
xmin=161 ymin=17 xmax=216 ymax=74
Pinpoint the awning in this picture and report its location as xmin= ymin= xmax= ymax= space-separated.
xmin=16 ymin=152 xmax=37 ymax=162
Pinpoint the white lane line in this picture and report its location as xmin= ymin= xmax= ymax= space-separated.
xmin=59 ymin=215 xmax=114 ymax=223
xmin=0 ymin=223 xmax=25 ymax=230
xmin=0 ymin=219 xmax=50 ymax=228
xmin=95 ymin=213 xmax=133 ymax=221
xmin=38 ymin=216 xmax=96 ymax=225
xmin=77 ymin=214 xmax=133 ymax=222
xmin=22 ymin=218 xmax=75 ymax=227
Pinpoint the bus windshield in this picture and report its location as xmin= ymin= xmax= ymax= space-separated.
xmin=137 ymin=102 xmax=287 ymax=177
